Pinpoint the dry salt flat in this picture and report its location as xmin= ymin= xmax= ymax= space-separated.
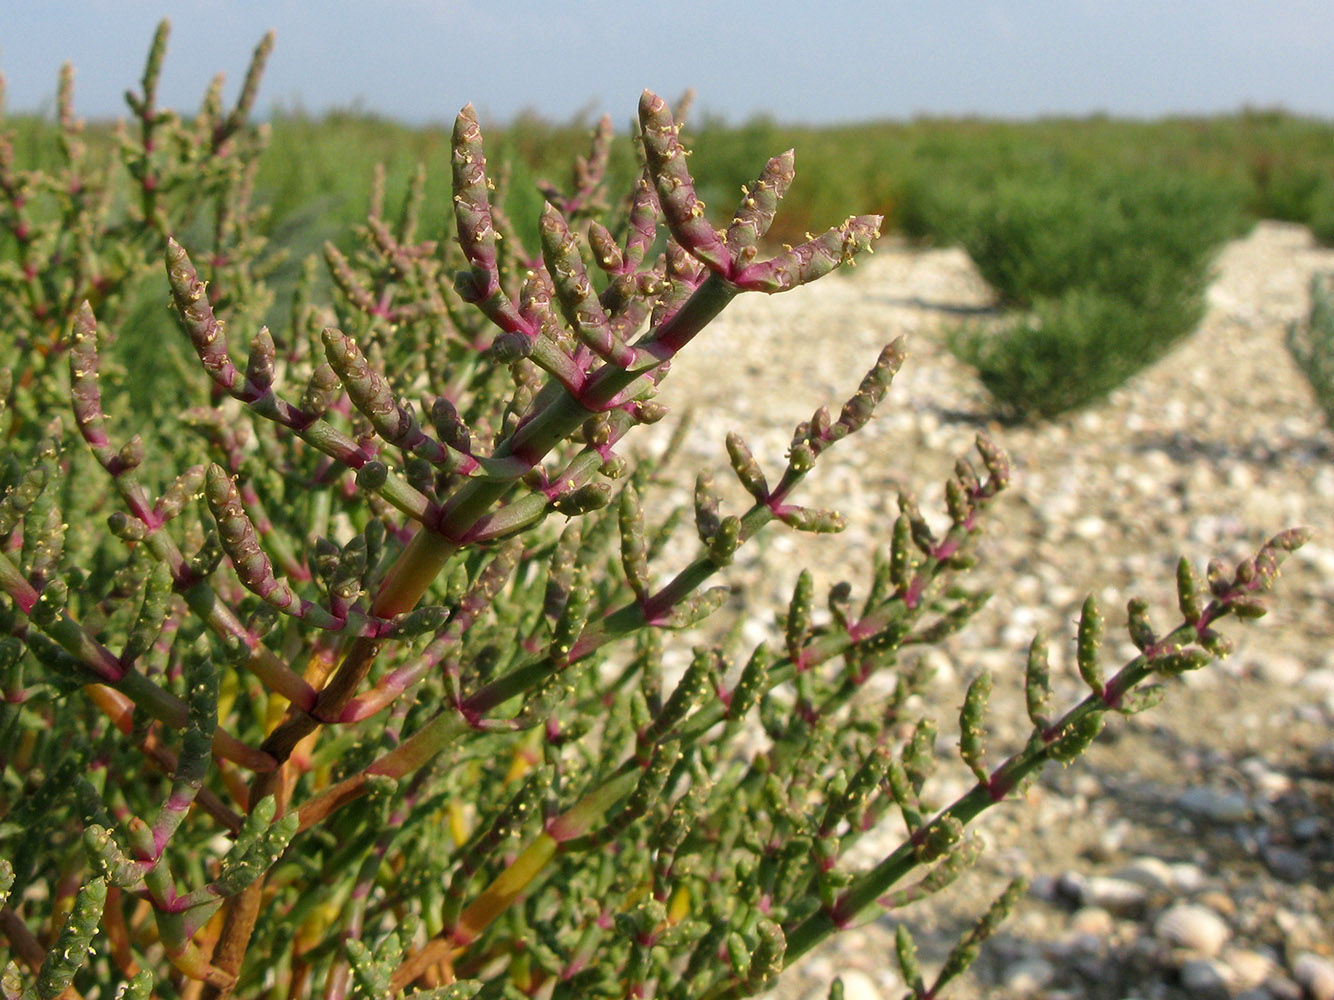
xmin=639 ymin=221 xmax=1334 ymax=1000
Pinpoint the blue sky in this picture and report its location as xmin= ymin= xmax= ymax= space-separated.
xmin=4 ymin=2 xmax=1333 ymax=127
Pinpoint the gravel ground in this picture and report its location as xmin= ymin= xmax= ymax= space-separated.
xmin=638 ymin=221 xmax=1334 ymax=1000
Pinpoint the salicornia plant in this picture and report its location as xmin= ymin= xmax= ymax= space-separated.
xmin=0 ymin=23 xmax=1309 ymax=1000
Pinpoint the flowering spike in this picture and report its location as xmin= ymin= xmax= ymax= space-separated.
xmin=727 ymin=644 xmax=770 ymax=723
xmin=1126 ymin=596 xmax=1155 ymax=652
xmin=959 ymin=671 xmax=992 ymax=783
xmin=903 ymin=718 xmax=937 ymax=792
xmin=727 ymin=151 xmax=795 ymax=255
xmin=785 ymin=570 xmax=814 ymax=663
xmin=155 ymin=465 xmax=206 ymax=522
xmin=587 ymin=220 xmax=624 ymax=273
xmin=694 ymin=471 xmax=723 ymax=542
xmin=322 ymin=327 xmax=449 ymax=465
xmin=1075 ymin=595 xmax=1103 ymax=692
xmin=121 ymin=562 xmax=173 ymax=666
xmin=618 ymin=483 xmax=650 ymax=603
xmin=624 ymin=175 xmax=661 ymax=269
xmin=219 ymin=29 xmax=274 ymax=142
xmin=889 ymin=513 xmax=915 ymax=591
xmin=838 ymin=338 xmax=906 ymax=435
xmin=1024 ymin=633 xmax=1052 ymax=729
xmin=541 ymin=203 xmax=634 ymax=367
xmin=706 ymin=516 xmax=741 ymax=566
xmin=300 ymin=363 xmax=340 ymax=418
xmin=167 ymin=239 xmax=238 ymax=392
xmin=895 ymin=924 xmax=924 ymax=995
xmin=725 ymin=432 xmax=769 ymax=501
xmin=734 ymin=215 xmax=882 ymax=294
xmin=974 ymin=433 xmax=1011 ymax=492
xmin=933 ymin=878 xmax=1027 ymax=994
xmin=245 ymin=327 xmax=276 ymax=394
xmin=638 ymin=91 xmax=731 ymax=274
xmin=205 ymin=464 xmax=299 ymax=615
xmin=36 ymin=878 xmax=106 ymax=999
xmin=645 ymin=647 xmax=715 ymax=742
xmin=776 ymin=506 xmax=846 ymax=533
xmin=452 ymin=104 xmax=528 ymax=335
xmin=1047 ymin=713 xmax=1104 ymax=764
xmin=745 ymin=920 xmax=786 ymax=994
xmin=656 ymin=586 xmax=729 ymax=630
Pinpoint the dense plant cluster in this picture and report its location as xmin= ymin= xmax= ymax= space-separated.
xmin=938 ymin=168 xmax=1241 ymax=421
xmin=1288 ymin=273 xmax=1334 ymax=429
xmin=0 ymin=24 xmax=1310 ymax=1000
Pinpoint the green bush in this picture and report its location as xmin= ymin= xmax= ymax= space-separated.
xmin=1287 ymin=274 xmax=1334 ymax=427
xmin=939 ymin=167 xmax=1236 ymax=421
xmin=949 ymin=282 xmax=1206 ymax=421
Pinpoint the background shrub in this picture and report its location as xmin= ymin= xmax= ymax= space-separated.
xmin=940 ymin=167 xmax=1239 ymax=421
xmin=1287 ymin=273 xmax=1334 ymax=428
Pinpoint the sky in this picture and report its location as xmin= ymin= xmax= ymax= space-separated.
xmin=3 ymin=1 xmax=1333 ymax=129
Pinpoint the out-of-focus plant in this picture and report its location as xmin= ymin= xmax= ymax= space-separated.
xmin=1287 ymin=273 xmax=1334 ymax=429
xmin=945 ymin=168 xmax=1240 ymax=421
xmin=0 ymin=23 xmax=1308 ymax=1000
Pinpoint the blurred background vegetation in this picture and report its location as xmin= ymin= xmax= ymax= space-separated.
xmin=5 ymin=104 xmax=1333 ymax=422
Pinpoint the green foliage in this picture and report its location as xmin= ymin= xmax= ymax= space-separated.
xmin=948 ymin=280 xmax=1206 ymax=421
xmin=942 ymin=167 xmax=1236 ymax=421
xmin=0 ymin=23 xmax=1312 ymax=1000
xmin=1287 ymin=273 xmax=1334 ymax=428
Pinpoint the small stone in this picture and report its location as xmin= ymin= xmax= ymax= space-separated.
xmin=1262 ymin=975 xmax=1306 ymax=1000
xmin=1262 ymin=844 xmax=1313 ymax=883
xmin=1223 ymin=948 xmax=1276 ymax=990
xmin=1069 ymin=906 xmax=1115 ymax=937
xmin=1079 ymin=875 xmax=1149 ymax=916
xmin=1000 ymin=957 xmax=1055 ymax=996
xmin=1072 ymin=515 xmax=1106 ymax=540
xmin=1167 ymin=862 xmax=1213 ymax=894
xmin=1154 ymin=903 xmax=1231 ymax=957
xmin=1114 ymin=856 xmax=1174 ymax=892
xmin=1293 ymin=953 xmax=1334 ymax=1000
xmin=1196 ymin=891 xmax=1236 ymax=919
xmin=1176 ymin=786 xmax=1252 ymax=823
xmin=1179 ymin=957 xmax=1232 ymax=997
xmin=1238 ymin=756 xmax=1293 ymax=799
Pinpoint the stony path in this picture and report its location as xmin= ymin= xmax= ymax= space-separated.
xmin=641 ymin=222 xmax=1334 ymax=1000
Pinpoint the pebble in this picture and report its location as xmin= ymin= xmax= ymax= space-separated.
xmin=1176 ymin=786 xmax=1252 ymax=824
xmin=1293 ymin=953 xmax=1334 ymax=1000
xmin=1224 ymin=948 xmax=1276 ymax=990
xmin=1167 ymin=862 xmax=1213 ymax=895
xmin=1238 ymin=756 xmax=1292 ymax=799
xmin=1068 ymin=906 xmax=1114 ymax=937
xmin=1260 ymin=844 xmax=1313 ymax=882
xmin=1078 ymin=875 xmax=1150 ymax=916
xmin=1113 ymin=856 xmax=1174 ymax=892
xmin=1179 ymin=957 xmax=1232 ymax=996
xmin=1153 ymin=903 xmax=1231 ymax=957
xmin=1000 ymin=958 xmax=1055 ymax=996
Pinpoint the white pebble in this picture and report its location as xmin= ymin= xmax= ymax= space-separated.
xmin=1079 ymin=875 xmax=1149 ymax=915
xmin=1113 ymin=856 xmax=1174 ymax=892
xmin=1222 ymin=948 xmax=1275 ymax=990
xmin=1000 ymin=957 xmax=1055 ymax=996
xmin=1154 ymin=903 xmax=1231 ymax=957
xmin=1294 ymin=953 xmax=1334 ymax=1000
